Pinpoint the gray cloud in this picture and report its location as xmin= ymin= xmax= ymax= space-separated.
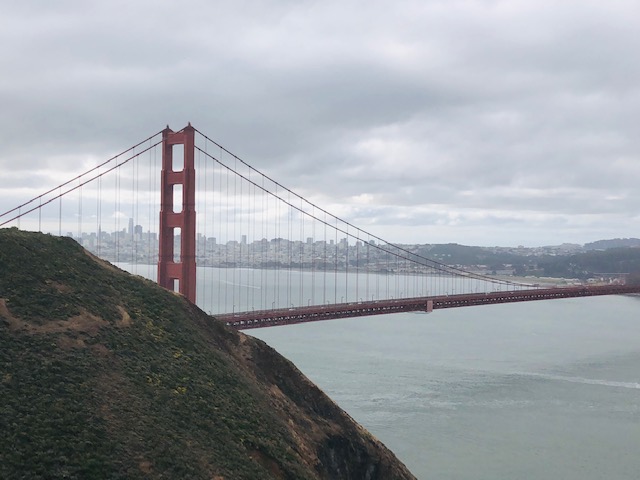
xmin=1 ymin=0 xmax=639 ymax=246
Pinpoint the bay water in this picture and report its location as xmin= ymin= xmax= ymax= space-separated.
xmin=250 ymin=295 xmax=640 ymax=479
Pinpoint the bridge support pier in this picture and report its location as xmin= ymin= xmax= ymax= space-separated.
xmin=157 ymin=124 xmax=197 ymax=303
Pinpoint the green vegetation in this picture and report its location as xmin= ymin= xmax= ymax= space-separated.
xmin=0 ymin=228 xmax=414 ymax=480
xmin=413 ymin=242 xmax=640 ymax=279
xmin=537 ymin=248 xmax=640 ymax=280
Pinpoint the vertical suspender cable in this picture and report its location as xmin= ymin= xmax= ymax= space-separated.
xmin=202 ymin=140 xmax=208 ymax=311
xmin=323 ymin=210 xmax=327 ymax=305
xmin=366 ymin=235 xmax=370 ymax=301
xmin=252 ymin=172 xmax=258 ymax=310
xmin=197 ymin=144 xmax=203 ymax=305
xmin=217 ymin=148 xmax=223 ymax=313
xmin=236 ymin=157 xmax=241 ymax=312
xmin=146 ymin=143 xmax=153 ymax=278
xmin=261 ymin=174 xmax=266 ymax=310
xmin=97 ymin=175 xmax=102 ymax=256
xmin=299 ymin=196 xmax=304 ymax=307
xmin=345 ymin=224 xmax=349 ymax=303
xmin=131 ymin=149 xmax=136 ymax=273
xmin=224 ymin=149 xmax=230 ymax=313
xmin=395 ymin=248 xmax=400 ymax=298
xmin=116 ymin=158 xmax=120 ymax=263
xmin=78 ymin=178 xmax=82 ymax=243
xmin=287 ymin=190 xmax=292 ymax=307
xmin=58 ymin=187 xmax=62 ymax=236
xmin=247 ymin=177 xmax=252 ymax=310
xmin=311 ymin=205 xmax=315 ymax=306
xmin=275 ymin=183 xmax=279 ymax=309
xmin=355 ymin=229 xmax=360 ymax=302
xmin=334 ymin=216 xmax=338 ymax=303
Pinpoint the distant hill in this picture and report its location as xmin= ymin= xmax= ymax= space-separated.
xmin=536 ymin=247 xmax=640 ymax=280
xmin=409 ymin=241 xmax=640 ymax=279
xmin=0 ymin=228 xmax=415 ymax=480
xmin=413 ymin=243 xmax=527 ymax=267
xmin=583 ymin=238 xmax=640 ymax=250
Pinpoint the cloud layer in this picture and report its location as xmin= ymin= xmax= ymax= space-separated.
xmin=2 ymin=0 xmax=639 ymax=246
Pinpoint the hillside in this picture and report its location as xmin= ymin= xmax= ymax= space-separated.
xmin=0 ymin=228 xmax=415 ymax=480
xmin=410 ymin=242 xmax=640 ymax=279
xmin=536 ymin=247 xmax=640 ymax=280
xmin=584 ymin=238 xmax=640 ymax=250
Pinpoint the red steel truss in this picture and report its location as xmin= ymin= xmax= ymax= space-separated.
xmin=219 ymin=284 xmax=640 ymax=329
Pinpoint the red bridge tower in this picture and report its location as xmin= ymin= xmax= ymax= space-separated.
xmin=157 ymin=124 xmax=197 ymax=303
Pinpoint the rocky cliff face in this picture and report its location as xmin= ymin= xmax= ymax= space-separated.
xmin=0 ymin=228 xmax=416 ymax=479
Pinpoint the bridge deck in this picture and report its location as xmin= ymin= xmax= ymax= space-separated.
xmin=218 ymin=284 xmax=640 ymax=329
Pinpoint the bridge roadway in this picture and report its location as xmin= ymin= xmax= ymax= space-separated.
xmin=218 ymin=284 xmax=640 ymax=330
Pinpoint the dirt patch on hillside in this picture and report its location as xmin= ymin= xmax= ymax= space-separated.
xmin=37 ymin=311 xmax=108 ymax=335
xmin=1 ymin=299 xmax=107 ymax=336
xmin=0 ymin=299 xmax=20 ymax=329
xmin=116 ymin=306 xmax=132 ymax=327
xmin=46 ymin=280 xmax=72 ymax=293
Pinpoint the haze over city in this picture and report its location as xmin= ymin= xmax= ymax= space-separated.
xmin=1 ymin=1 xmax=639 ymax=247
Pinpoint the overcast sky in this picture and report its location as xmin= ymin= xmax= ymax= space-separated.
xmin=1 ymin=0 xmax=639 ymax=247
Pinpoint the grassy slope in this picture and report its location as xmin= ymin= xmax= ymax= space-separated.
xmin=0 ymin=228 xmax=415 ymax=480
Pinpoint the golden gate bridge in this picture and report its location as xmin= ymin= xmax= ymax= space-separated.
xmin=2 ymin=124 xmax=637 ymax=328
